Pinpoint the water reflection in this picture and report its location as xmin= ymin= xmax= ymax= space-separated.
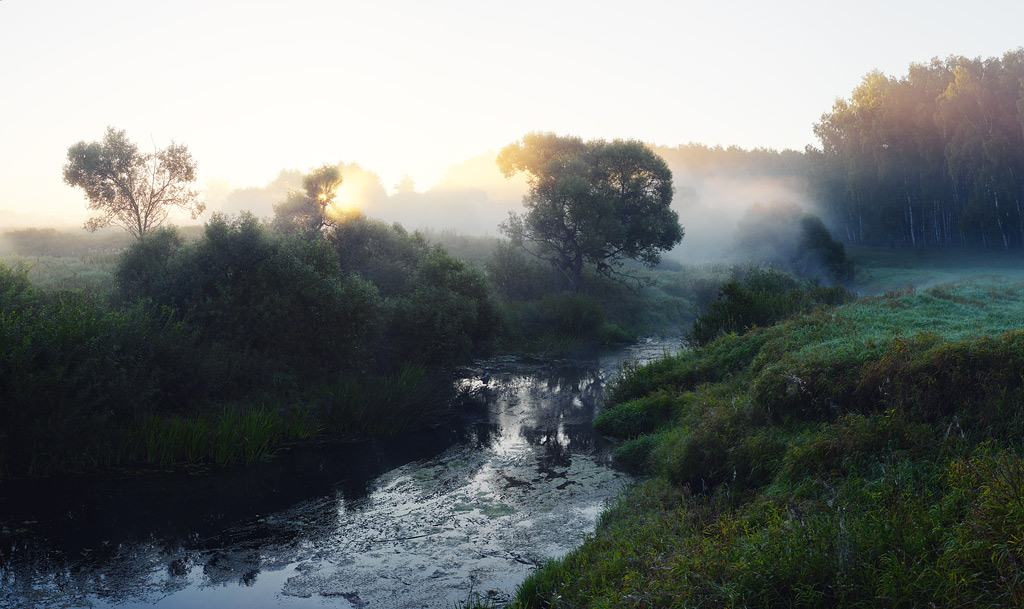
xmin=0 ymin=338 xmax=680 ymax=608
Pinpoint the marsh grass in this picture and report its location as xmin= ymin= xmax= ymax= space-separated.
xmin=320 ymin=364 xmax=452 ymax=435
xmin=515 ymin=277 xmax=1024 ymax=608
xmin=62 ymin=404 xmax=320 ymax=472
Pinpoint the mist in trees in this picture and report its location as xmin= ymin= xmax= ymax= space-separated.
xmin=730 ymin=202 xmax=852 ymax=282
xmin=809 ymin=48 xmax=1024 ymax=249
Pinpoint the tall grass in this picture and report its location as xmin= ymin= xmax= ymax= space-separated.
xmin=321 ymin=364 xmax=451 ymax=435
xmin=513 ymin=277 xmax=1024 ymax=608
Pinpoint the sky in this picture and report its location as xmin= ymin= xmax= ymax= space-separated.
xmin=2 ymin=0 xmax=1024 ymax=227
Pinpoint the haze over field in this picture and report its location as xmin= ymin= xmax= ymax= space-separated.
xmin=3 ymin=0 xmax=1024 ymax=239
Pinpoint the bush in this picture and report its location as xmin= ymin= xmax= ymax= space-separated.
xmin=117 ymin=213 xmax=383 ymax=371
xmin=484 ymin=240 xmax=555 ymax=301
xmin=690 ymin=267 xmax=854 ymax=347
xmin=0 ymin=262 xmax=34 ymax=310
xmin=732 ymin=201 xmax=853 ymax=282
xmin=595 ymin=390 xmax=680 ymax=438
xmin=0 ymin=292 xmax=206 ymax=476
xmin=331 ymin=215 xmax=431 ymax=297
xmin=115 ymin=226 xmax=184 ymax=302
xmin=387 ymin=248 xmax=502 ymax=363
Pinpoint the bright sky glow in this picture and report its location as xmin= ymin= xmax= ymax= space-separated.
xmin=2 ymin=0 xmax=1023 ymax=226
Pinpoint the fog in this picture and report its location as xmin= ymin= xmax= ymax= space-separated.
xmin=664 ymin=173 xmax=811 ymax=262
xmin=1 ymin=142 xmax=815 ymax=273
xmin=202 ymin=144 xmax=810 ymax=261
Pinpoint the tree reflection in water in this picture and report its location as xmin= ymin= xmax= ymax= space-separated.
xmin=0 ymin=338 xmax=679 ymax=608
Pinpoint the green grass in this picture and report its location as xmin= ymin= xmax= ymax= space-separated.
xmin=129 ymin=404 xmax=319 ymax=467
xmin=512 ymin=277 xmax=1024 ymax=608
xmin=0 ymin=253 xmax=120 ymax=294
xmin=848 ymin=245 xmax=1024 ymax=293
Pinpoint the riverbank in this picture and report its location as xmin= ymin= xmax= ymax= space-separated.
xmin=512 ymin=277 xmax=1024 ymax=607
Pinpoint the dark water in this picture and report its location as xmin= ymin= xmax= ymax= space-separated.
xmin=0 ymin=339 xmax=679 ymax=609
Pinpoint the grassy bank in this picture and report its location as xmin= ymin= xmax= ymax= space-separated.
xmin=511 ymin=277 xmax=1024 ymax=607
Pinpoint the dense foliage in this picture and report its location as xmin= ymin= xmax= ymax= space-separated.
xmin=331 ymin=217 xmax=502 ymax=363
xmin=688 ymin=267 xmax=855 ymax=347
xmin=0 ymin=207 xmax=503 ymax=479
xmin=810 ymin=48 xmax=1024 ymax=249
xmin=118 ymin=214 xmax=383 ymax=371
xmin=497 ymin=133 xmax=683 ymax=290
xmin=516 ymin=278 xmax=1024 ymax=608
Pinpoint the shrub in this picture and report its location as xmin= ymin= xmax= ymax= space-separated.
xmin=0 ymin=262 xmax=34 ymax=310
xmin=386 ymin=248 xmax=502 ymax=364
xmin=690 ymin=267 xmax=855 ymax=347
xmin=115 ymin=226 xmax=184 ymax=302
xmin=485 ymin=240 xmax=560 ymax=301
xmin=330 ymin=214 xmax=430 ymax=297
xmin=117 ymin=213 xmax=384 ymax=371
xmin=611 ymin=433 xmax=663 ymax=472
xmin=0 ymin=293 xmax=205 ymax=476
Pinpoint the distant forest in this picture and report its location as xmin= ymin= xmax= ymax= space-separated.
xmin=661 ymin=48 xmax=1024 ymax=251
xmin=809 ymin=48 xmax=1024 ymax=249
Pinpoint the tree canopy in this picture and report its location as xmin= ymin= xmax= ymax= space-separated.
xmin=809 ymin=48 xmax=1024 ymax=249
xmin=63 ymin=127 xmax=203 ymax=239
xmin=497 ymin=133 xmax=683 ymax=290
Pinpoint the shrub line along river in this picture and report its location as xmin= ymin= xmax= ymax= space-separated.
xmin=0 ymin=338 xmax=679 ymax=609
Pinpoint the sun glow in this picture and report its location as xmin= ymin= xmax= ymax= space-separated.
xmin=329 ymin=181 xmax=362 ymax=216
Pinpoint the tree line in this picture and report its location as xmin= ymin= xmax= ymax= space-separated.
xmin=809 ymin=48 xmax=1024 ymax=249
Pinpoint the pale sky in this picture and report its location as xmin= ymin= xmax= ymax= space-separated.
xmin=2 ymin=0 xmax=1023 ymax=226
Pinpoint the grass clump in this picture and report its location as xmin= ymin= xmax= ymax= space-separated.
xmin=514 ymin=277 xmax=1024 ymax=608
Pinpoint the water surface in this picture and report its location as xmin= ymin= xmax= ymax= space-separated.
xmin=0 ymin=339 xmax=679 ymax=608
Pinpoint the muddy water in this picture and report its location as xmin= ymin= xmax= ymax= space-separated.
xmin=0 ymin=339 xmax=679 ymax=609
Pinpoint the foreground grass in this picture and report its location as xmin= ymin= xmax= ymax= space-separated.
xmin=512 ymin=277 xmax=1024 ymax=608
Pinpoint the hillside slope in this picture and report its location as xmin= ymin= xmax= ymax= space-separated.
xmin=515 ymin=279 xmax=1024 ymax=607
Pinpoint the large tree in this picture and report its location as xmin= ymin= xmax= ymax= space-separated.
xmin=63 ymin=127 xmax=204 ymax=239
xmin=497 ymin=133 xmax=683 ymax=290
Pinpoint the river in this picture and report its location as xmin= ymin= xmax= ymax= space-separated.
xmin=0 ymin=338 xmax=679 ymax=609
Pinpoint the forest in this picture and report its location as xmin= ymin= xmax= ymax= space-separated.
xmin=809 ymin=48 xmax=1024 ymax=249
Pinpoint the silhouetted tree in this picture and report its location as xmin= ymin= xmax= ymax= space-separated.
xmin=63 ymin=127 xmax=204 ymax=239
xmin=497 ymin=133 xmax=683 ymax=291
xmin=272 ymin=163 xmax=344 ymax=234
